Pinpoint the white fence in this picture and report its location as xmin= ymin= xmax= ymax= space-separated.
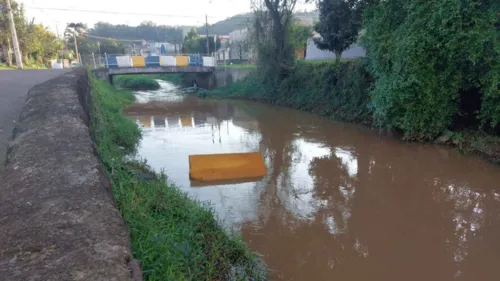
xmin=116 ymin=56 xmax=133 ymax=67
xmin=160 ymin=56 xmax=176 ymax=66
xmin=202 ymin=56 xmax=215 ymax=67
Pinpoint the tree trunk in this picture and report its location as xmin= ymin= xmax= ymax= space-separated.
xmin=335 ymin=51 xmax=342 ymax=64
xmin=4 ymin=39 xmax=13 ymax=66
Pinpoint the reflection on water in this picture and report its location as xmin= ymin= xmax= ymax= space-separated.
xmin=125 ymin=82 xmax=500 ymax=281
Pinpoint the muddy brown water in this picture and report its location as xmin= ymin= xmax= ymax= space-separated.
xmin=125 ymin=81 xmax=500 ymax=281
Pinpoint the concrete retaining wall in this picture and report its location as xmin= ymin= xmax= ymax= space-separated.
xmin=0 ymin=70 xmax=137 ymax=281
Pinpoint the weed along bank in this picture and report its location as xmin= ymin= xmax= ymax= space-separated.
xmin=88 ymin=72 xmax=266 ymax=280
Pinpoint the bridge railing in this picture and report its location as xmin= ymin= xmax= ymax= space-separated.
xmin=95 ymin=53 xmax=217 ymax=69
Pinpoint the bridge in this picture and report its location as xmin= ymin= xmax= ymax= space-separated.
xmin=93 ymin=54 xmax=216 ymax=83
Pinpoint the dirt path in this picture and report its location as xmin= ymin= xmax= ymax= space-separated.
xmin=0 ymin=69 xmax=69 ymax=167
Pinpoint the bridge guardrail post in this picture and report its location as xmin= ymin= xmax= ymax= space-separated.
xmin=92 ymin=53 xmax=96 ymax=69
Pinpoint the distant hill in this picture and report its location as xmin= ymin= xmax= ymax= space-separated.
xmin=87 ymin=10 xmax=319 ymax=43
xmin=196 ymin=13 xmax=253 ymax=35
xmin=197 ymin=10 xmax=318 ymax=35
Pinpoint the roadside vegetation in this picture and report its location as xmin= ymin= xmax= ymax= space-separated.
xmin=1 ymin=1 xmax=63 ymax=68
xmin=88 ymin=72 xmax=265 ymax=281
xmin=207 ymin=0 xmax=500 ymax=162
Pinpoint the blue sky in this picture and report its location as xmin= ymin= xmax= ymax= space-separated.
xmin=19 ymin=0 xmax=315 ymax=35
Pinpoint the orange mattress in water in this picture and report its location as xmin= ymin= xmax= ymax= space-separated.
xmin=189 ymin=152 xmax=267 ymax=181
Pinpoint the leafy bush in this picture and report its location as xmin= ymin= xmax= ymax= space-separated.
xmin=363 ymin=0 xmax=500 ymax=140
xmin=114 ymin=75 xmax=161 ymax=90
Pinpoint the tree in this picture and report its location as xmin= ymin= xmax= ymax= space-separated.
xmin=249 ymin=0 xmax=300 ymax=78
xmin=99 ymin=39 xmax=122 ymax=54
xmin=1 ymin=1 xmax=63 ymax=66
xmin=182 ymin=28 xmax=200 ymax=53
xmin=90 ymin=21 xmax=183 ymax=44
xmin=182 ymin=28 xmax=221 ymax=54
xmin=363 ymin=0 xmax=500 ymax=139
xmin=0 ymin=3 xmax=13 ymax=66
xmin=314 ymin=0 xmax=363 ymax=63
xmin=289 ymin=22 xmax=312 ymax=55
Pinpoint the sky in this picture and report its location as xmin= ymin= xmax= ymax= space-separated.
xmin=18 ymin=0 xmax=316 ymax=36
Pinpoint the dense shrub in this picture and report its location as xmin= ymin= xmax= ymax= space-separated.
xmin=209 ymin=59 xmax=373 ymax=124
xmin=114 ymin=75 xmax=161 ymax=90
xmin=363 ymin=0 xmax=500 ymax=140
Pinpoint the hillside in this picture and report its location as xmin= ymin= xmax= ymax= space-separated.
xmin=198 ymin=10 xmax=318 ymax=35
xmin=197 ymin=13 xmax=253 ymax=35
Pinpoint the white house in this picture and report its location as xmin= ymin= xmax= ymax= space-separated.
xmin=305 ymin=32 xmax=366 ymax=60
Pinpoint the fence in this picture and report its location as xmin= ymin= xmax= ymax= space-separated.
xmin=101 ymin=53 xmax=217 ymax=69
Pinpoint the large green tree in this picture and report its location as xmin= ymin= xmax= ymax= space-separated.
xmin=1 ymin=1 xmax=63 ymax=66
xmin=182 ymin=28 xmax=221 ymax=54
xmin=363 ymin=0 xmax=500 ymax=140
xmin=314 ymin=0 xmax=363 ymax=63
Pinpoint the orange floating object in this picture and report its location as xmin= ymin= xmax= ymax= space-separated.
xmin=189 ymin=152 xmax=267 ymax=182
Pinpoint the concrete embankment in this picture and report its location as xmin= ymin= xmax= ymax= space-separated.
xmin=0 ymin=70 xmax=137 ymax=280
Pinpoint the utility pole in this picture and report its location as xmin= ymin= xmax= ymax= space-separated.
xmin=5 ymin=0 xmax=23 ymax=69
xmin=73 ymin=31 xmax=80 ymax=63
xmin=205 ymin=14 xmax=209 ymax=55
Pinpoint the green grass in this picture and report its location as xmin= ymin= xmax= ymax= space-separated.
xmin=114 ymin=75 xmax=161 ymax=90
xmin=217 ymin=63 xmax=257 ymax=70
xmin=88 ymin=71 xmax=265 ymax=281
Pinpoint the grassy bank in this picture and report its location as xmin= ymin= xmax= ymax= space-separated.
xmin=206 ymin=59 xmax=500 ymax=162
xmin=88 ymin=72 xmax=265 ymax=280
xmin=208 ymin=59 xmax=373 ymax=124
xmin=217 ymin=63 xmax=257 ymax=70
xmin=114 ymin=75 xmax=161 ymax=90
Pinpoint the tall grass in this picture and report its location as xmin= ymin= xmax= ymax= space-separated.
xmin=88 ymin=73 xmax=266 ymax=281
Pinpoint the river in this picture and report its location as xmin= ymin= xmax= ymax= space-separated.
xmin=124 ymin=80 xmax=500 ymax=281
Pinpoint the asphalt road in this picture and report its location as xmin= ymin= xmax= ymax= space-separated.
xmin=0 ymin=69 xmax=70 ymax=167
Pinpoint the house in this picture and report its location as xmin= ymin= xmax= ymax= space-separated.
xmin=305 ymin=32 xmax=366 ymax=60
xmin=137 ymin=42 xmax=177 ymax=56
xmin=216 ymin=28 xmax=254 ymax=63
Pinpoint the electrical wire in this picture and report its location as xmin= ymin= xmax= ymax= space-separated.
xmin=24 ymin=6 xmax=216 ymax=19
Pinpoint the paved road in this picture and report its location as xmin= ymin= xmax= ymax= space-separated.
xmin=0 ymin=70 xmax=70 ymax=167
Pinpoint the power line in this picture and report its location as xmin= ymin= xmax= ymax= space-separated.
xmin=82 ymin=33 xmax=143 ymax=43
xmin=25 ymin=6 xmax=217 ymax=19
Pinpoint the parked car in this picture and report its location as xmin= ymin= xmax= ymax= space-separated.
xmin=70 ymin=61 xmax=81 ymax=68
